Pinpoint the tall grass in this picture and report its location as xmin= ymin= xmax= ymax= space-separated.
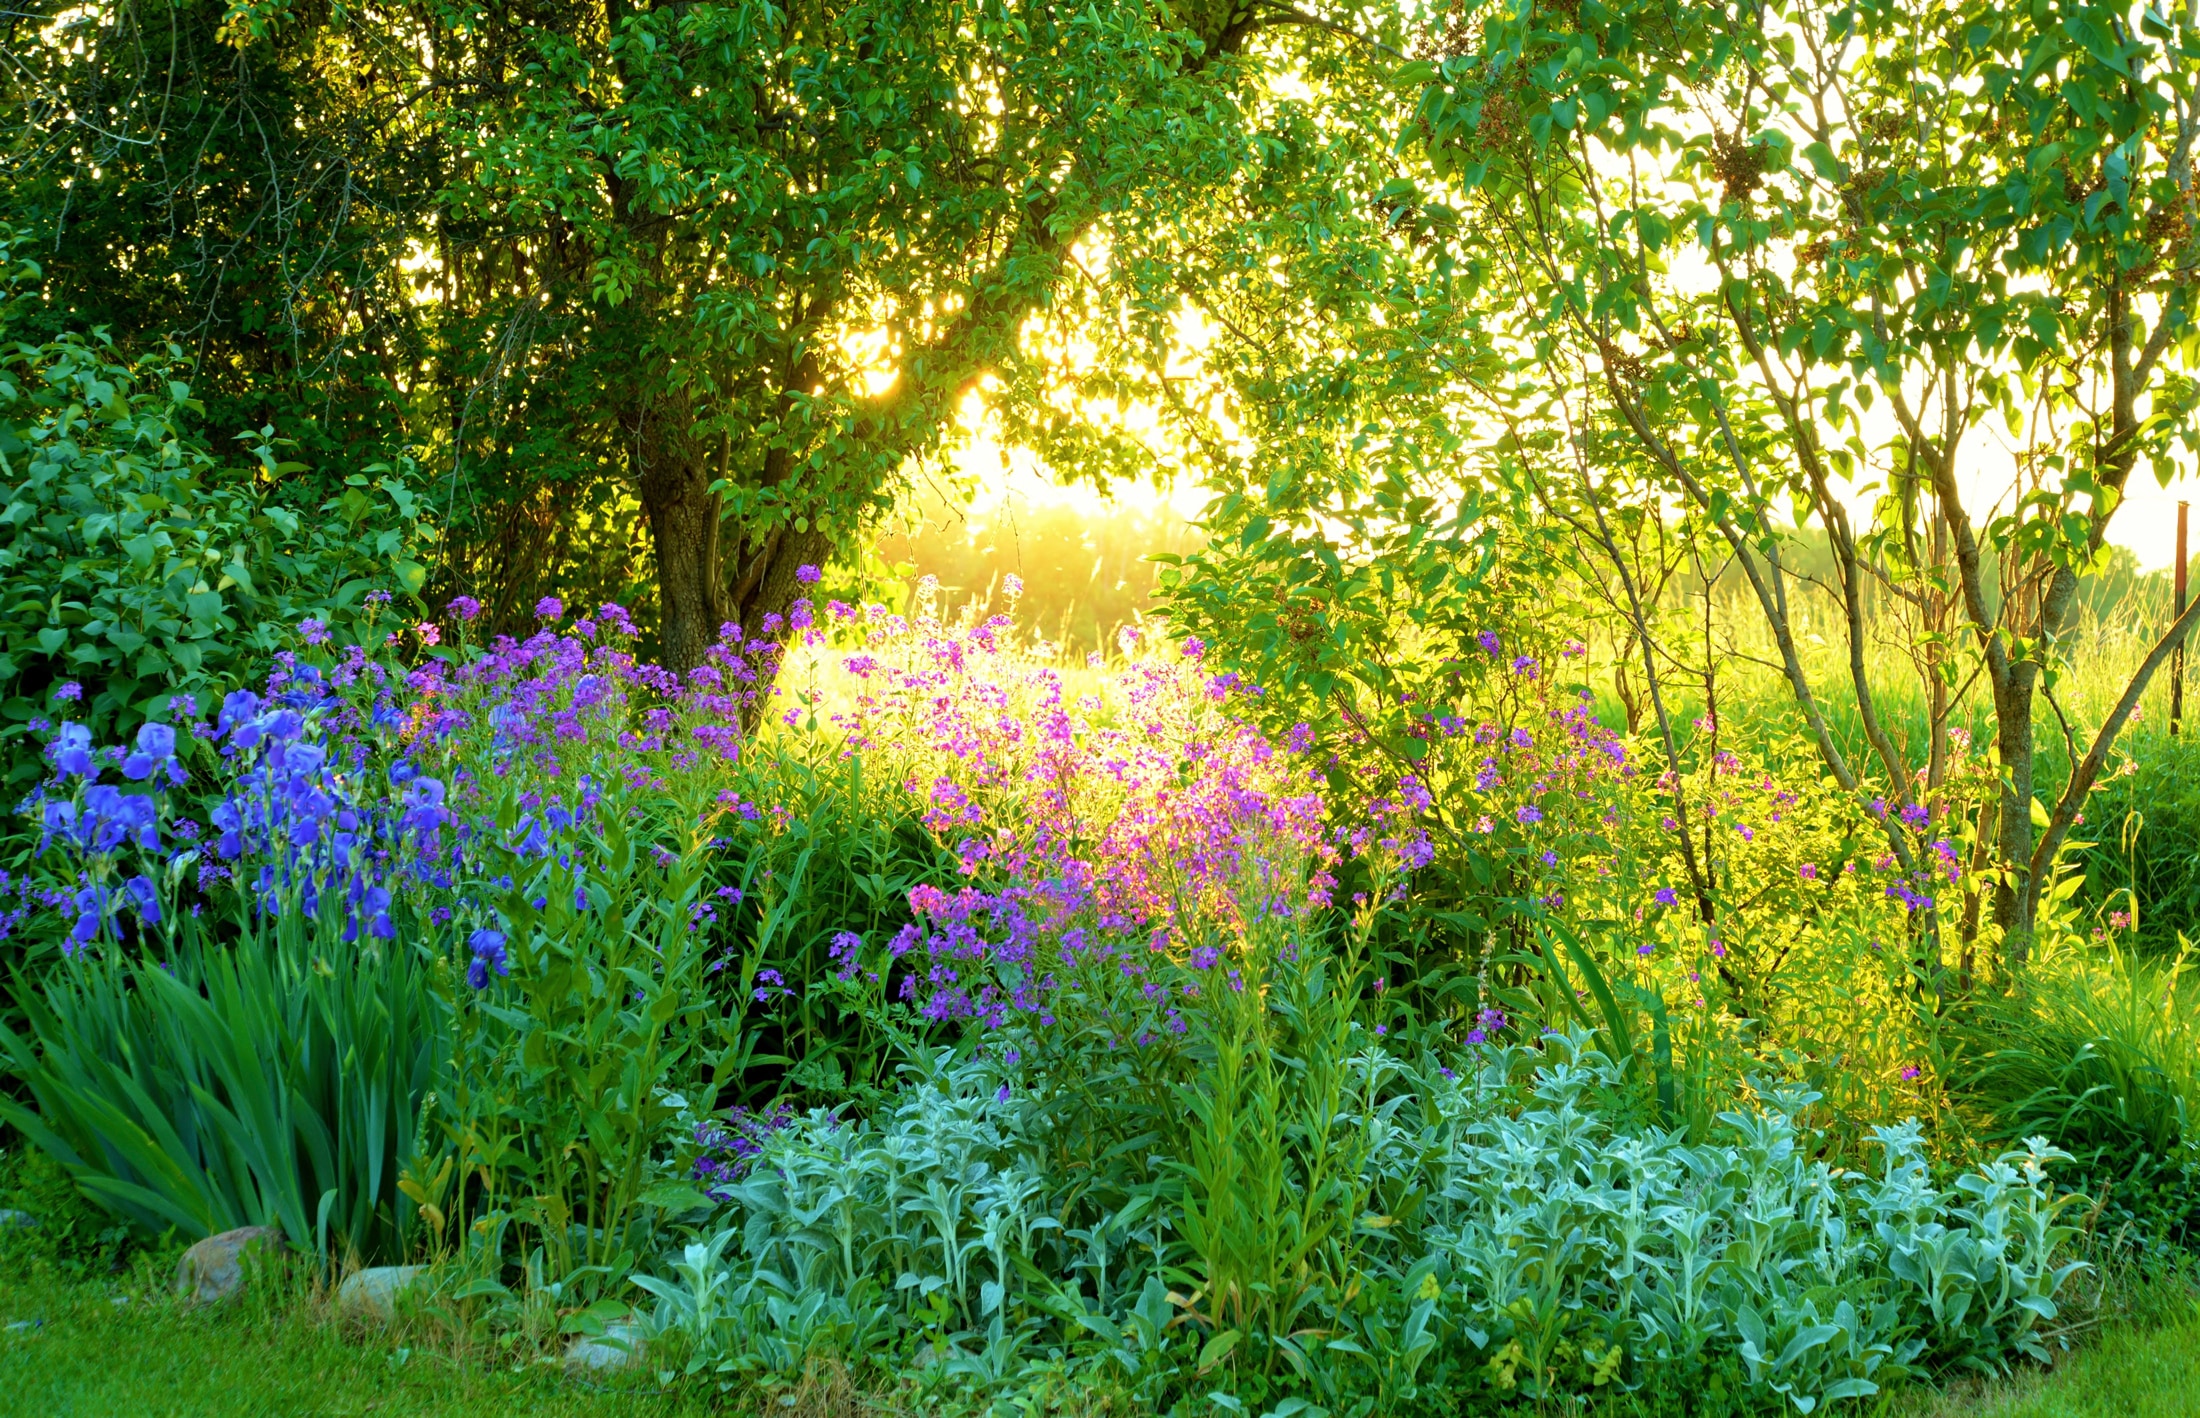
xmin=1938 ymin=946 xmax=2200 ymax=1245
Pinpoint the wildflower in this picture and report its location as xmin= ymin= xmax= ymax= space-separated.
xmin=1653 ymin=887 xmax=1679 ymax=907
xmin=1002 ymin=574 xmax=1023 ymax=598
xmin=1637 ymin=943 xmax=1654 ymax=957
xmin=417 ymin=621 xmax=442 ymax=646
xmin=1899 ymin=802 xmax=1930 ymax=830
xmin=1510 ymin=655 xmax=1540 ymax=679
xmin=1182 ymin=637 xmax=1205 ymax=659
xmin=1799 ymin=862 xmax=1819 ymax=880
xmin=448 ymin=595 xmax=482 ymax=621
xmin=466 ymin=928 xmax=510 ymax=989
xmin=298 ymin=617 xmax=330 ymax=646
xmin=1900 ymin=1067 xmax=1921 ymax=1081
xmin=1516 ymin=803 xmax=1543 ymax=826
xmin=796 ymin=563 xmax=822 ymax=584
xmin=53 ymin=681 xmax=83 ymax=704
xmin=1476 ymin=630 xmax=1501 ymax=656
xmin=535 ymin=596 xmax=563 ymax=621
xmin=122 ymin=722 xmax=184 ymax=785
xmin=51 ymin=723 xmax=96 ymax=778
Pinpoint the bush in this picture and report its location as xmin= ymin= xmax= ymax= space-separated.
xmin=1941 ymin=948 xmax=2200 ymax=1249
xmin=0 ymin=228 xmax=431 ymax=785
xmin=641 ymin=1032 xmax=2086 ymax=1414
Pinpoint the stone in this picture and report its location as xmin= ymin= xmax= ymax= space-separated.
xmin=562 ymin=1316 xmax=648 ymax=1375
xmin=0 ymin=1209 xmax=36 ymax=1231
xmin=174 ymin=1225 xmax=287 ymax=1304
xmin=336 ymin=1265 xmax=427 ymax=1323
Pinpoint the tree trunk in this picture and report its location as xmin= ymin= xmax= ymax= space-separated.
xmin=1991 ymin=665 xmax=2037 ymax=964
xmin=636 ymin=421 xmax=727 ymax=674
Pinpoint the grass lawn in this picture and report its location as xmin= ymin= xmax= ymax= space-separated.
xmin=4 ymin=1261 xmax=2197 ymax=1417
xmin=1902 ymin=1314 xmax=2200 ymax=1418
xmin=0 ymin=1265 xmax=712 ymax=1418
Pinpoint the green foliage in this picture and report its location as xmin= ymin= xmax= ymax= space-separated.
xmin=2077 ymin=733 xmax=2200 ymax=952
xmin=0 ymin=1143 xmax=128 ymax=1272
xmin=0 ymin=910 xmax=441 ymax=1263
xmin=420 ymin=783 xmax=742 ymax=1284
xmin=640 ymin=1025 xmax=2088 ymax=1413
xmin=1942 ymin=949 xmax=2200 ymax=1249
xmin=704 ymin=751 xmax=957 ymax=1108
xmin=0 ymin=234 xmax=427 ymax=764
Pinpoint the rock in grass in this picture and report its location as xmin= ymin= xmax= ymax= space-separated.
xmin=562 ymin=1317 xmax=648 ymax=1375
xmin=0 ymin=1209 xmax=35 ymax=1230
xmin=336 ymin=1265 xmax=427 ymax=1323
xmin=174 ymin=1226 xmax=287 ymax=1305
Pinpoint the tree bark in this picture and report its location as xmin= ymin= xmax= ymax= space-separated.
xmin=634 ymin=414 xmax=727 ymax=674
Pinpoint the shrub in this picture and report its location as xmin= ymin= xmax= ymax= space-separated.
xmin=640 ymin=1032 xmax=2086 ymax=1414
xmin=1941 ymin=947 xmax=2200 ymax=1249
xmin=0 ymin=228 xmax=430 ymax=783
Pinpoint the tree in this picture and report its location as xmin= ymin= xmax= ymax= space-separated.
xmin=1406 ymin=0 xmax=2200 ymax=964
xmin=6 ymin=0 xmax=1394 ymax=667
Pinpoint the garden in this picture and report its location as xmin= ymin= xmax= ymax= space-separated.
xmin=4 ymin=0 xmax=2200 ymax=1413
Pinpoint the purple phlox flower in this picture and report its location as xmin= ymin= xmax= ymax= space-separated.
xmin=1653 ymin=887 xmax=1679 ymax=907
xmin=448 ymin=595 xmax=482 ymax=621
xmin=1476 ymin=630 xmax=1501 ymax=656
xmin=1899 ymin=802 xmax=1930 ymax=830
xmin=299 ymin=618 xmax=329 ymax=646
xmin=54 ymin=681 xmax=83 ymax=704
xmin=795 ymin=563 xmax=822 ymax=585
xmin=534 ymin=596 xmax=563 ymax=621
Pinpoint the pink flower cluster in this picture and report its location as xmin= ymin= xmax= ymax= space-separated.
xmin=819 ymin=605 xmax=1428 ymax=1038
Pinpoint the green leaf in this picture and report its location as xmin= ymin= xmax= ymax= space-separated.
xmin=1198 ymin=1328 xmax=1242 ymax=1373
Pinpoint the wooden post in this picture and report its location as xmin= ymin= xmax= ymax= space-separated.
xmin=2176 ymin=501 xmax=2189 ymax=737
